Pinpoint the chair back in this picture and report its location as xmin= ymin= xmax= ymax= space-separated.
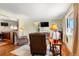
xmin=29 ymin=33 xmax=46 ymax=55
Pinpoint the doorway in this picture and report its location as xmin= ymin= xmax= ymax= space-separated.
xmin=2 ymin=32 xmax=12 ymax=44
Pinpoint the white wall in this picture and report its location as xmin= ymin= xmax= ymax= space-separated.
xmin=18 ymin=18 xmax=63 ymax=39
xmin=18 ymin=18 xmax=37 ymax=38
xmin=0 ymin=18 xmax=18 ymax=32
xmin=39 ymin=19 xmax=63 ymax=32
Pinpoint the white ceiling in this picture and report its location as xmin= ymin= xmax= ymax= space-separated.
xmin=0 ymin=3 xmax=71 ymax=20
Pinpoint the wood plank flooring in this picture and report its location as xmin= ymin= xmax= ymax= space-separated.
xmin=0 ymin=39 xmax=20 ymax=56
xmin=0 ymin=39 xmax=73 ymax=56
xmin=61 ymin=43 xmax=72 ymax=56
xmin=0 ymin=44 xmax=19 ymax=56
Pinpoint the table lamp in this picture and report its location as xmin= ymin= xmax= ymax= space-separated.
xmin=50 ymin=24 xmax=58 ymax=30
xmin=50 ymin=24 xmax=59 ymax=43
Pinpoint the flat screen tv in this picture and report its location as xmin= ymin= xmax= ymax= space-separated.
xmin=40 ymin=22 xmax=49 ymax=27
xmin=1 ymin=22 xmax=8 ymax=26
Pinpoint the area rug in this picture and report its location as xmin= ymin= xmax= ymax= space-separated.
xmin=10 ymin=44 xmax=52 ymax=56
xmin=0 ymin=42 xmax=7 ymax=46
xmin=10 ymin=45 xmax=31 ymax=56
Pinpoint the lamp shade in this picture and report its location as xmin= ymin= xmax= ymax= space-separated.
xmin=50 ymin=24 xmax=58 ymax=30
xmin=34 ymin=22 xmax=39 ymax=27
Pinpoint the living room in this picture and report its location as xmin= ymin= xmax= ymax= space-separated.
xmin=0 ymin=3 xmax=78 ymax=56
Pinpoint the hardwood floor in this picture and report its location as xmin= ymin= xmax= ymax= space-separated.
xmin=61 ymin=43 xmax=72 ymax=56
xmin=0 ymin=44 xmax=18 ymax=56
xmin=0 ymin=39 xmax=20 ymax=56
xmin=0 ymin=40 xmax=73 ymax=56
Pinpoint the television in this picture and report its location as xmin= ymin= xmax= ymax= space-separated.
xmin=40 ymin=22 xmax=49 ymax=27
xmin=1 ymin=22 xmax=8 ymax=26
